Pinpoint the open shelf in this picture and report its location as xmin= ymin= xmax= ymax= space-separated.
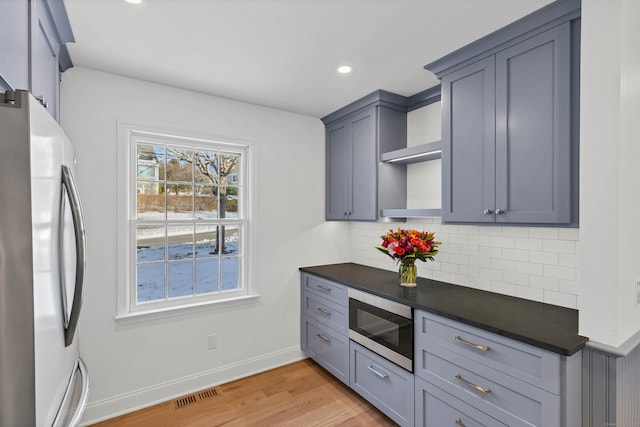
xmin=382 ymin=208 xmax=442 ymax=218
xmin=381 ymin=140 xmax=442 ymax=164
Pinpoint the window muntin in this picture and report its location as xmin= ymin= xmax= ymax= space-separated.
xmin=130 ymin=135 xmax=248 ymax=312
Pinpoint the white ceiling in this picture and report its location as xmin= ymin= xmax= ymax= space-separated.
xmin=63 ymin=0 xmax=553 ymax=118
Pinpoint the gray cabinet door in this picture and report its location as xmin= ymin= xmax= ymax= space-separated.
xmin=325 ymin=120 xmax=351 ymax=220
xmin=325 ymin=108 xmax=377 ymax=221
xmin=349 ymin=108 xmax=377 ymax=221
xmin=495 ymin=22 xmax=572 ymax=224
xmin=30 ymin=0 xmax=62 ymax=121
xmin=441 ymin=56 xmax=496 ymax=223
xmin=0 ymin=0 xmax=29 ymax=92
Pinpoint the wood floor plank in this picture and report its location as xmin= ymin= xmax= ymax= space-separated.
xmin=90 ymin=359 xmax=397 ymax=426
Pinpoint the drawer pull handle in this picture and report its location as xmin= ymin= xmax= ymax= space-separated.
xmin=316 ymin=334 xmax=331 ymax=343
xmin=315 ymin=284 xmax=332 ymax=292
xmin=367 ymin=365 xmax=389 ymax=379
xmin=316 ymin=307 xmax=332 ymax=316
xmin=454 ymin=336 xmax=491 ymax=352
xmin=455 ymin=374 xmax=491 ymax=394
xmin=455 ymin=419 xmax=466 ymax=427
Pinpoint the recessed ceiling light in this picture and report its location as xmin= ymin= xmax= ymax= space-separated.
xmin=125 ymin=0 xmax=142 ymax=4
xmin=337 ymin=66 xmax=352 ymax=74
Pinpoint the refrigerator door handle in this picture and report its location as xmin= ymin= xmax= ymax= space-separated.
xmin=68 ymin=357 xmax=90 ymax=427
xmin=60 ymin=165 xmax=87 ymax=347
xmin=53 ymin=357 xmax=90 ymax=427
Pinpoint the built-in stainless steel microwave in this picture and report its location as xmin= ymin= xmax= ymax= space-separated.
xmin=348 ymin=288 xmax=413 ymax=372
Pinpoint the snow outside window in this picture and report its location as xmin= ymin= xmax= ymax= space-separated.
xmin=117 ymin=123 xmax=256 ymax=317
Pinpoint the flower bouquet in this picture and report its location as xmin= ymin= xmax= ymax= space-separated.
xmin=375 ymin=228 xmax=440 ymax=287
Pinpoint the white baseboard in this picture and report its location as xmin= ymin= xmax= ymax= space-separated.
xmin=81 ymin=346 xmax=306 ymax=426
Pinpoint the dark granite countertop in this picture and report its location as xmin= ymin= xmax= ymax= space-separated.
xmin=299 ymin=262 xmax=588 ymax=356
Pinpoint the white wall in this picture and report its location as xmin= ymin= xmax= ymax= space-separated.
xmin=60 ymin=67 xmax=350 ymax=423
xmin=579 ymin=0 xmax=640 ymax=347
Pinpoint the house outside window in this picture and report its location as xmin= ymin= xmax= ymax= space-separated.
xmin=117 ymin=123 xmax=256 ymax=317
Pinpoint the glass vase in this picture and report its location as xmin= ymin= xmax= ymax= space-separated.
xmin=399 ymin=259 xmax=417 ymax=287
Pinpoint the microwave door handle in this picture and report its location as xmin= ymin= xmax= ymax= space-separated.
xmin=61 ymin=165 xmax=87 ymax=347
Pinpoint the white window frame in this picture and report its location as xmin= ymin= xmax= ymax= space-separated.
xmin=116 ymin=122 xmax=258 ymax=319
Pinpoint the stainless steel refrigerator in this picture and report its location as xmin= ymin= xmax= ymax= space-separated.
xmin=0 ymin=90 xmax=89 ymax=426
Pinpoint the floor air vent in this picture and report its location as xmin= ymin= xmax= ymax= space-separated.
xmin=198 ymin=387 xmax=220 ymax=400
xmin=173 ymin=387 xmax=220 ymax=409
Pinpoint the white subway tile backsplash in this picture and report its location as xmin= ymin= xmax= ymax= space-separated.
xmin=349 ymin=222 xmax=579 ymax=309
xmin=529 ymin=251 xmax=559 ymax=265
xmin=544 ymin=264 xmax=576 ymax=281
xmin=490 ymin=236 xmax=516 ymax=248
xmin=543 ymin=239 xmax=576 ymax=254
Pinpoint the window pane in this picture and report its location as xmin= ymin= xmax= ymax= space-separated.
xmin=195 ymin=225 xmax=218 ymax=258
xmin=137 ymin=144 xmax=164 ymax=181
xmin=137 ymin=225 xmax=165 ymax=263
xmin=221 ymin=257 xmax=239 ymax=291
xmin=195 ymin=185 xmax=217 ymax=218
xmin=166 ymin=148 xmax=193 ymax=183
xmin=222 ymin=224 xmax=240 ymax=255
xmin=219 ymin=153 xmax=240 ymax=185
xmin=137 ymin=183 xmax=165 ymax=220
xmin=137 ymin=263 xmax=165 ymax=302
xmin=194 ymin=150 xmax=218 ymax=184
xmin=168 ymin=224 xmax=193 ymax=260
xmin=224 ymin=186 xmax=239 ymax=218
xmin=167 ymin=184 xmax=193 ymax=219
xmin=168 ymin=261 xmax=193 ymax=298
xmin=196 ymin=259 xmax=218 ymax=294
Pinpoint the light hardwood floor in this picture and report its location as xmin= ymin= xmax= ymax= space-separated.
xmin=90 ymin=359 xmax=397 ymax=426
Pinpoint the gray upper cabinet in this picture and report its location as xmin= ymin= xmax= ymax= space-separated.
xmin=0 ymin=0 xmax=74 ymax=121
xmin=322 ymin=90 xmax=407 ymax=221
xmin=427 ymin=0 xmax=580 ymax=225
xmin=0 ymin=0 xmax=29 ymax=93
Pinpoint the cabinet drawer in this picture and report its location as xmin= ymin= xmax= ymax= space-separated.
xmin=415 ymin=310 xmax=560 ymax=394
xmin=302 ymin=290 xmax=347 ymax=334
xmin=415 ymin=376 xmax=507 ymax=427
xmin=349 ymin=341 xmax=414 ymax=427
xmin=418 ymin=346 xmax=559 ymax=427
xmin=302 ymin=316 xmax=348 ymax=385
xmin=302 ymin=274 xmax=348 ymax=306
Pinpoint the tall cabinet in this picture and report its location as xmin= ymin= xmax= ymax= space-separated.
xmin=426 ymin=0 xmax=581 ymax=225
xmin=322 ymin=90 xmax=407 ymax=221
xmin=0 ymin=0 xmax=74 ymax=122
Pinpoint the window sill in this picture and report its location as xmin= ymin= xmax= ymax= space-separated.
xmin=115 ymin=293 xmax=260 ymax=325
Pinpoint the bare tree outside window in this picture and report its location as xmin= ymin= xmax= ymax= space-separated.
xmin=167 ymin=149 xmax=239 ymax=254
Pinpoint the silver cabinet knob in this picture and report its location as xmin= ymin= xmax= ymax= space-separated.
xmin=495 ymin=209 xmax=504 ymax=215
xmin=483 ymin=209 xmax=493 ymax=215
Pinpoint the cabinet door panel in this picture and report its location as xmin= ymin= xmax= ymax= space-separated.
xmin=350 ymin=110 xmax=377 ymax=220
xmin=495 ymin=23 xmax=571 ymax=223
xmin=0 ymin=0 xmax=29 ymax=92
xmin=325 ymin=122 xmax=351 ymax=220
xmin=442 ymin=57 xmax=496 ymax=222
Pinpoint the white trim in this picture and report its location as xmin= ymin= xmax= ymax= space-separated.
xmin=116 ymin=121 xmax=257 ymax=317
xmin=80 ymin=346 xmax=306 ymax=426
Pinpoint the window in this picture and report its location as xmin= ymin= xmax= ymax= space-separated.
xmin=117 ymin=123 xmax=255 ymax=317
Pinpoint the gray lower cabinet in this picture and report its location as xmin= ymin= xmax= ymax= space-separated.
xmin=415 ymin=376 xmax=507 ymax=427
xmin=350 ymin=341 xmax=414 ymax=427
xmin=436 ymin=20 xmax=577 ymax=225
xmin=300 ymin=274 xmax=349 ymax=385
xmin=322 ymin=90 xmax=407 ymax=221
xmin=414 ymin=310 xmax=582 ymax=426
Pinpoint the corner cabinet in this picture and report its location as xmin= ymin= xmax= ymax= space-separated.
xmin=322 ymin=90 xmax=407 ymax=221
xmin=426 ymin=1 xmax=580 ymax=225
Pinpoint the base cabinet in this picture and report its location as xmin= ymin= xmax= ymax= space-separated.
xmin=350 ymin=341 xmax=414 ymax=427
xmin=415 ymin=376 xmax=507 ymax=427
